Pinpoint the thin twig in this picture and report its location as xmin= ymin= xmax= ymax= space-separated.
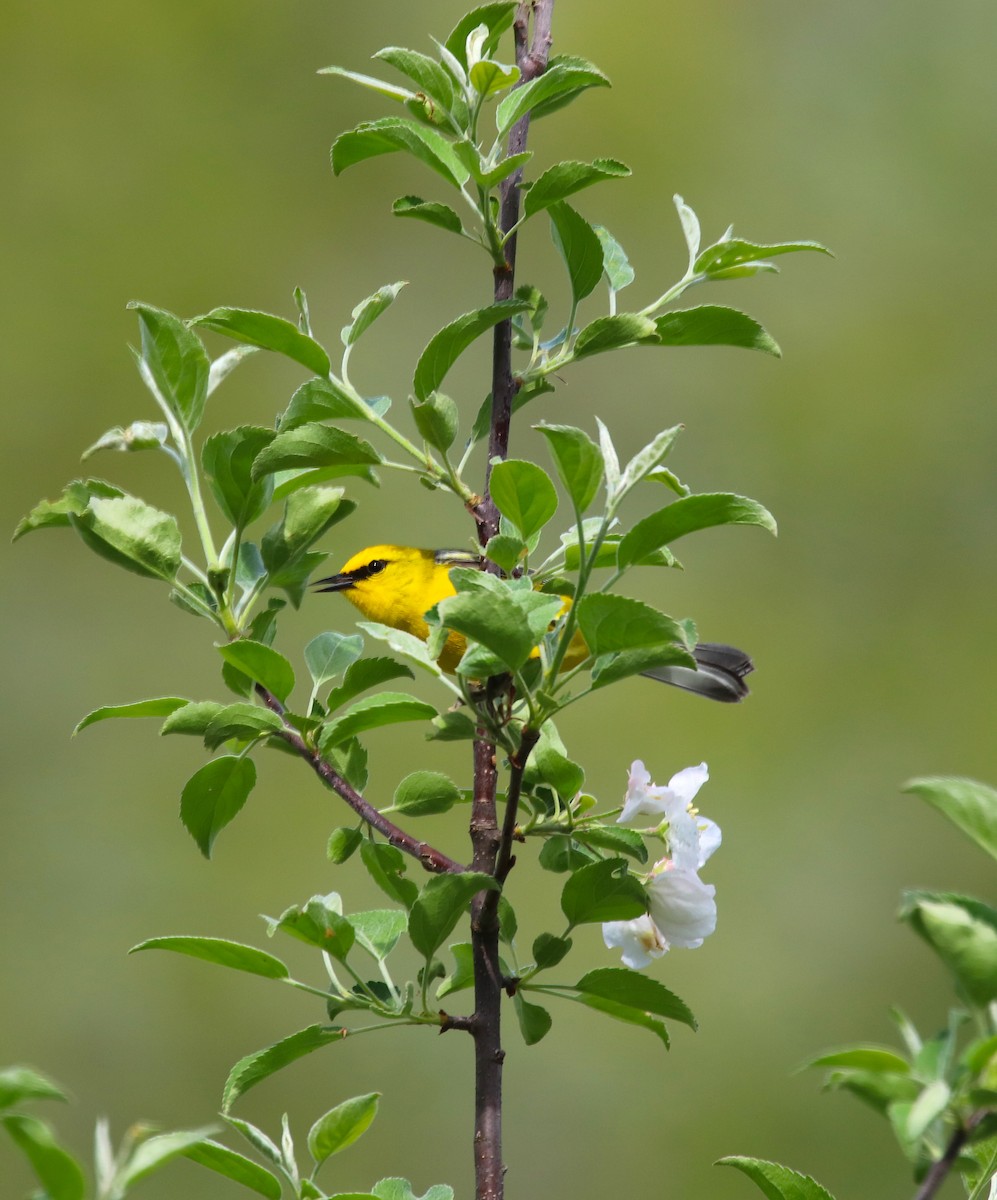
xmin=913 ymin=1110 xmax=987 ymax=1200
xmin=254 ymin=684 xmax=464 ymax=875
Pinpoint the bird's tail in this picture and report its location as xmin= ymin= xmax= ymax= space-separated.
xmin=642 ymin=642 xmax=754 ymax=703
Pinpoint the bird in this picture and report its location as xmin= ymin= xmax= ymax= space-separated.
xmin=314 ymin=544 xmax=753 ymax=702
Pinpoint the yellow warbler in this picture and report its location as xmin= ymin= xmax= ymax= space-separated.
xmin=315 ymin=544 xmax=752 ymax=701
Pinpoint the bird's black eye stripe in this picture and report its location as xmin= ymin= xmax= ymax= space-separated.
xmin=349 ymin=558 xmax=388 ymax=582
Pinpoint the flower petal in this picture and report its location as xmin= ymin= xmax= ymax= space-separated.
xmin=602 ymin=914 xmax=668 ymax=969
xmin=666 ymin=762 xmax=709 ymax=807
xmin=696 ymin=817 xmax=722 ymax=866
xmin=618 ymin=759 xmax=668 ymax=825
xmin=648 ymin=866 xmax=716 ymax=949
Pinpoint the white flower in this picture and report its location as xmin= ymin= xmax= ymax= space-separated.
xmin=602 ymin=914 xmax=667 ymax=970
xmin=603 ymin=760 xmax=721 ymax=968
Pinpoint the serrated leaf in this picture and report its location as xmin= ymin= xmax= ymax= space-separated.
xmin=192 ymin=307 xmax=331 ymax=376
xmin=560 ymin=858 xmax=646 ymax=925
xmin=305 ymin=632 xmax=365 ymax=694
xmin=535 ymin=423 xmax=603 ymax=512
xmin=573 ymin=313 xmax=659 ymax=359
xmin=202 ymin=426 xmax=276 ymax=530
xmin=532 ymin=933 xmax=572 ymax=970
xmin=218 ymin=642 xmax=295 ymax=703
xmin=570 ymin=992 xmax=670 ymax=1048
xmin=130 ymin=936 xmax=289 ymax=979
xmin=715 ymin=1156 xmax=838 ymax=1200
xmin=577 ymin=824 xmax=648 ymax=862
xmin=549 ymin=201 xmax=604 ymax=305
xmin=318 ymin=692 xmax=437 ymax=749
xmin=437 ymin=942 xmax=475 ymax=999
xmin=74 ymin=696 xmax=188 ymax=734
xmin=252 ymin=423 xmax=382 ymax=480
xmin=904 ymin=776 xmax=997 ymax=864
xmin=268 ymin=895 xmax=355 ymax=961
xmin=279 ymin=378 xmax=377 ymax=430
xmin=81 ymin=419 xmax=170 ymax=461
xmin=222 ymin=1025 xmax=345 ymax=1113
xmin=160 ymin=700 xmax=226 ymax=737
xmin=70 ymin=496 xmax=181 ymax=582
xmin=594 ymin=224 xmax=634 ymax=292
xmin=695 ymin=237 xmax=832 ymax=278
xmin=13 ymin=478 xmax=124 ymax=541
xmin=393 ymin=771 xmax=462 ymax=817
xmin=391 ymin=195 xmax=464 ymax=235
xmin=444 ymin=3 xmax=516 ymax=69
xmin=128 ymin=302 xmax=210 ymax=433
xmin=261 ymin=486 xmax=355 ymax=583
xmin=318 ymin=64 xmax=414 ymax=104
xmin=350 ymin=910 xmax=408 ymax=961
xmin=360 ymin=842 xmax=419 ymax=909
xmin=374 ymin=47 xmax=457 ymax=109
xmin=414 ymin=300 xmax=529 ymax=401
xmin=653 ymin=305 xmax=781 ymax=356
xmin=203 ymin=703 xmax=285 ymax=750
xmin=1 ymin=1114 xmax=85 ymax=1200
xmin=308 ymin=1093 xmax=380 ymax=1166
xmin=325 ymin=657 xmax=415 ymax=712
xmin=616 ymin=425 xmax=683 ymax=497
xmin=343 ymin=282 xmax=406 ymax=347
xmin=411 ymin=391 xmax=458 ymax=452
xmin=489 ymin=458 xmax=558 ymax=540
xmin=181 ymin=756 xmax=257 ymax=858
xmin=409 ymin=872 xmax=499 ymax=959
xmin=496 ymin=58 xmax=609 ymax=135
xmin=575 ymin=967 xmax=696 ymax=1028
xmin=183 ymin=1140 xmax=282 ymax=1200
xmin=438 ymin=587 xmax=561 ymax=674
xmin=328 ymin=827 xmax=363 ymax=864
xmin=576 ymin=594 xmax=686 ymax=657
xmin=591 ymin=644 xmax=696 ymax=689
xmin=524 ymin=158 xmax=629 ymax=219
xmin=618 ymin=493 xmax=777 ymax=568
xmin=331 ymin=117 xmax=468 ymax=186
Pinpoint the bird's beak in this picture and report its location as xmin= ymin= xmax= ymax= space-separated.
xmin=312 ymin=572 xmax=354 ymax=593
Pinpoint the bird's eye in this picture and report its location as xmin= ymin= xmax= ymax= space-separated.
xmin=367 ymin=559 xmax=387 ymax=574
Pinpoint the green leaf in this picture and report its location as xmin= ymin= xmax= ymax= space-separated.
xmin=319 ymin=692 xmax=437 ymax=749
xmin=218 ymin=642 xmax=295 ymax=704
xmin=355 ymin=622 xmax=452 ymax=685
xmin=202 ymin=427 xmax=276 ymax=529
xmin=532 ymin=934 xmax=572 ymax=970
xmin=222 ymin=1025 xmax=345 ymax=1113
xmin=181 ymin=756 xmax=257 ymax=858
xmin=444 ymin=4 xmax=516 ymax=69
xmin=318 ymin=63 xmax=415 ymax=104
xmin=615 ymin=425 xmax=683 ymax=498
xmin=715 ymin=1156 xmax=837 ymax=1200
xmin=308 ymin=1093 xmax=380 ymax=1166
xmin=328 ymin=827 xmax=363 ymax=864
xmin=489 ymin=459 xmax=558 ymax=540
xmin=253 ymin=423 xmax=382 ymax=480
xmin=577 ymin=824 xmax=648 ymax=863
xmin=524 ymin=158 xmax=630 ymax=219
xmin=261 ymin=486 xmax=355 ymax=580
xmin=374 ymin=47 xmax=457 ymax=110
xmin=128 ymin=302 xmax=210 ymax=433
xmin=203 ymin=703 xmax=285 ymax=749
xmin=372 ymin=1180 xmax=455 ymax=1200
xmin=549 ymin=202 xmax=604 ymax=305
xmin=906 ymin=1078 xmax=951 ymax=1141
xmin=393 ymin=771 xmax=462 ymax=817
xmin=618 ymin=493 xmax=777 ymax=568
xmin=695 ymin=237 xmax=832 ymax=279
xmin=575 ymin=967 xmax=696 ymax=1029
xmin=569 ymin=991 xmax=670 ymax=1048
xmin=343 ymin=282 xmax=406 ymax=347
xmin=81 ymin=419 xmax=170 ymax=461
xmin=279 ymin=378 xmax=377 ymax=430
xmin=653 ymin=305 xmax=781 ymax=356
xmin=360 ymin=842 xmax=419 ymax=909
xmin=74 ymin=696 xmax=188 ymax=734
xmin=530 ymin=731 xmax=584 ymax=801
xmin=594 ymin=224 xmax=634 ymax=292
xmin=1 ymin=1114 xmax=85 ymax=1200
xmin=484 ymin=533 xmax=529 ymax=574
xmin=428 ymin=710 xmax=479 ymax=742
xmin=411 ymin=392 xmax=458 ymax=452
xmin=160 ymin=700 xmax=226 ymax=737
xmin=807 ymin=1046 xmax=911 ymax=1074
xmin=414 ymin=300 xmax=529 ymax=401
xmin=904 ymin=776 xmax=997 ymax=863
xmin=409 ymin=872 xmax=499 ymax=959
xmin=325 ymin=657 xmax=415 ymax=712
xmin=470 ymin=58 xmax=520 ymax=97
xmin=572 ymin=313 xmax=659 ymax=359
xmin=437 ymin=942 xmax=475 ymax=999
xmin=576 ymin=594 xmax=687 ymax=657
xmin=392 ymin=196 xmax=464 ymax=235
xmin=269 ymin=895 xmax=356 ymax=962
xmin=561 ymin=858 xmax=646 ymax=925
xmin=538 ymin=835 xmax=594 ymax=874
xmin=305 ymin=632 xmax=365 ymax=695
xmin=514 ymin=993 xmax=552 ymax=1045
xmin=192 ymin=307 xmax=331 ymax=376
xmin=591 ymin=644 xmax=696 ymax=689
xmin=535 ymin=423 xmax=603 ymax=512
xmin=496 ymin=58 xmax=609 ymax=135
xmin=0 ymin=1067 xmax=68 ymax=1110
xmin=900 ymin=890 xmax=997 ymax=1006
xmin=183 ymin=1140 xmax=282 ymax=1200
xmin=454 ymin=145 xmax=532 ymax=188
xmin=331 ymin=117 xmax=468 ymax=186
xmin=351 ymin=910 xmax=408 ymax=961
xmin=70 ymin=495 xmax=181 ymax=581
xmin=673 ymin=194 xmax=701 ymax=268
xmin=13 ymin=478 xmax=124 ymax=541
xmin=438 ymin=587 xmax=561 ymax=673
xmin=130 ymin=936 xmax=289 ymax=979
xmin=118 ymin=1130 xmax=224 ymax=1191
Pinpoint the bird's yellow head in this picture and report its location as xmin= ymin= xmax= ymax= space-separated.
xmin=314 ymin=545 xmax=481 ymax=665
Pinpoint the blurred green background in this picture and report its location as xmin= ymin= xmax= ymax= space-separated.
xmin=3 ymin=1 xmax=996 ymax=1197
